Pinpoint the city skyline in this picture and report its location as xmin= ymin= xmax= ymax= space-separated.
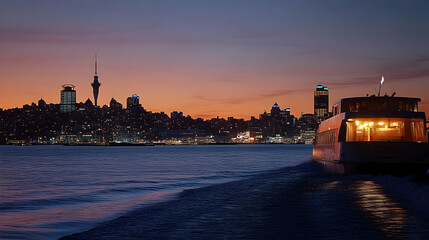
xmin=1 ymin=0 xmax=429 ymax=119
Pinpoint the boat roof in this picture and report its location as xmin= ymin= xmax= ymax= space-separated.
xmin=339 ymin=96 xmax=421 ymax=102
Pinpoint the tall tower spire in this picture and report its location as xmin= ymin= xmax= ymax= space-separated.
xmin=95 ymin=54 xmax=98 ymax=75
xmin=91 ymin=54 xmax=101 ymax=107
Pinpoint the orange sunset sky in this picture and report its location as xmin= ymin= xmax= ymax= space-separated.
xmin=1 ymin=1 xmax=428 ymax=119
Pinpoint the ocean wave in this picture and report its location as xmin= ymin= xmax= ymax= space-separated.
xmin=61 ymin=163 xmax=429 ymax=240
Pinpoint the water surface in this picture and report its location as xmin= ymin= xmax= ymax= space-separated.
xmin=0 ymin=144 xmax=310 ymax=239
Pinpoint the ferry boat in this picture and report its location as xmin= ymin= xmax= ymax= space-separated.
xmin=312 ymin=95 xmax=429 ymax=174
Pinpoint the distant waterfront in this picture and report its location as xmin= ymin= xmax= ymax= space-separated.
xmin=2 ymin=141 xmax=313 ymax=146
xmin=0 ymin=98 xmax=317 ymax=146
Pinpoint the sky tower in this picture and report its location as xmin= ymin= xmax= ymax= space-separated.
xmin=91 ymin=55 xmax=101 ymax=107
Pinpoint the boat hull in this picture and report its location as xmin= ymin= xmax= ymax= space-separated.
xmin=313 ymin=142 xmax=429 ymax=175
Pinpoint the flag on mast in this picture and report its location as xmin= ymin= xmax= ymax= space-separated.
xmin=378 ymin=76 xmax=384 ymax=96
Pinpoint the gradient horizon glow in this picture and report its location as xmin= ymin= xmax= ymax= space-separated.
xmin=1 ymin=0 xmax=428 ymax=119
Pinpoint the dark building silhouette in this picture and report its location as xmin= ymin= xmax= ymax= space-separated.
xmin=314 ymin=84 xmax=329 ymax=121
xmin=258 ymin=102 xmax=298 ymax=137
xmin=270 ymin=102 xmax=281 ymax=135
xmin=271 ymin=102 xmax=280 ymax=116
xmin=171 ymin=111 xmax=183 ymax=120
xmin=91 ymin=55 xmax=101 ymax=107
xmin=0 ymin=97 xmax=317 ymax=144
xmin=38 ymin=98 xmax=46 ymax=108
xmin=127 ymin=94 xmax=141 ymax=109
xmin=0 ymin=80 xmax=322 ymax=144
xmin=171 ymin=111 xmax=184 ymax=128
xmin=110 ymin=98 xmax=122 ymax=110
xmin=60 ymin=84 xmax=76 ymax=113
xmin=84 ymin=98 xmax=94 ymax=109
xmin=125 ymin=94 xmax=146 ymax=134
xmin=297 ymin=113 xmax=316 ymax=131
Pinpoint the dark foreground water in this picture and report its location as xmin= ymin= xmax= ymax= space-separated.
xmin=0 ymin=145 xmax=309 ymax=239
xmin=2 ymin=145 xmax=429 ymax=240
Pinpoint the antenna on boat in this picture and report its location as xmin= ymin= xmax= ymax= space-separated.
xmin=378 ymin=76 xmax=384 ymax=97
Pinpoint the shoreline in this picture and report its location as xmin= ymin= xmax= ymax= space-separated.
xmin=0 ymin=142 xmax=308 ymax=146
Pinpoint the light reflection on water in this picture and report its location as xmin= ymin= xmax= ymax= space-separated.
xmin=0 ymin=189 xmax=179 ymax=231
xmin=0 ymin=145 xmax=311 ymax=239
xmin=352 ymin=180 xmax=407 ymax=238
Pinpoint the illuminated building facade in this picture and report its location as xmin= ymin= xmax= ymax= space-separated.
xmin=60 ymin=84 xmax=76 ymax=113
xmin=314 ymin=84 xmax=329 ymax=121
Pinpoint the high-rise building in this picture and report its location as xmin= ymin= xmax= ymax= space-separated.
xmin=127 ymin=94 xmax=140 ymax=109
xmin=171 ymin=111 xmax=183 ymax=119
xmin=282 ymin=108 xmax=291 ymax=116
xmin=314 ymin=84 xmax=329 ymax=120
xmin=110 ymin=98 xmax=123 ymax=110
xmin=91 ymin=55 xmax=101 ymax=107
xmin=271 ymin=102 xmax=280 ymax=117
xmin=38 ymin=98 xmax=46 ymax=108
xmin=270 ymin=102 xmax=282 ymax=136
xmin=60 ymin=84 xmax=76 ymax=113
xmin=171 ymin=111 xmax=184 ymax=127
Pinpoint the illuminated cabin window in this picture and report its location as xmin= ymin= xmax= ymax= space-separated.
xmin=345 ymin=118 xmax=427 ymax=143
